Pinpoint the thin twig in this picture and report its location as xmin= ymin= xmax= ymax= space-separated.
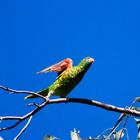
xmin=105 ymin=113 xmax=126 ymax=139
xmin=14 ymin=116 xmax=33 ymax=140
xmin=0 ymin=101 xmax=47 ymax=131
xmin=97 ymin=128 xmax=112 ymax=138
xmin=125 ymin=128 xmax=130 ymax=140
xmin=0 ymin=85 xmax=47 ymax=101
xmin=0 ymin=85 xmax=34 ymax=94
xmin=118 ymin=116 xmax=129 ymax=140
xmin=105 ymin=99 xmax=136 ymax=140
xmin=0 ymin=120 xmax=22 ymax=131
xmin=0 ymin=116 xmax=22 ymax=120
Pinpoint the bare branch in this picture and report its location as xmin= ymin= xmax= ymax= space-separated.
xmin=0 ymin=97 xmax=140 ymax=133
xmin=0 ymin=85 xmax=47 ymax=101
xmin=1 ymin=98 xmax=140 ymax=132
xmin=0 ymin=85 xmax=140 ymax=139
xmin=47 ymin=98 xmax=140 ymax=116
xmin=14 ymin=116 xmax=33 ymax=140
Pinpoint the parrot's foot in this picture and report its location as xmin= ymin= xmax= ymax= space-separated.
xmin=60 ymin=96 xmax=69 ymax=103
xmin=65 ymin=97 xmax=70 ymax=104
xmin=66 ymin=97 xmax=70 ymax=100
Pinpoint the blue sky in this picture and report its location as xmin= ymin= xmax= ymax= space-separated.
xmin=0 ymin=0 xmax=140 ymax=139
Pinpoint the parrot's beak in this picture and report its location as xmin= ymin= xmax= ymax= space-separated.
xmin=89 ymin=58 xmax=94 ymax=63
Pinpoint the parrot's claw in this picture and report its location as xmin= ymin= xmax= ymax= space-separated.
xmin=60 ymin=96 xmax=69 ymax=103
xmin=66 ymin=97 xmax=70 ymax=100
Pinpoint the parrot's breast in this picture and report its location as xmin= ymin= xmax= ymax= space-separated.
xmin=49 ymin=67 xmax=85 ymax=97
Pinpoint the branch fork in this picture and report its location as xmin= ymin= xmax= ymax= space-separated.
xmin=0 ymin=85 xmax=140 ymax=139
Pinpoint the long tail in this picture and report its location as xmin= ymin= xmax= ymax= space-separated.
xmin=24 ymin=88 xmax=49 ymax=99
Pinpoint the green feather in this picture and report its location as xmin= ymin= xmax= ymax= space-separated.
xmin=25 ymin=57 xmax=94 ymax=99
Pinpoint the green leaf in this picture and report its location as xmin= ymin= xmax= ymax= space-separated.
xmin=135 ymin=97 xmax=140 ymax=102
xmin=135 ymin=118 xmax=140 ymax=140
xmin=133 ymin=107 xmax=140 ymax=112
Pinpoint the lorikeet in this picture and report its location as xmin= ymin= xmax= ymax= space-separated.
xmin=25 ymin=57 xmax=94 ymax=99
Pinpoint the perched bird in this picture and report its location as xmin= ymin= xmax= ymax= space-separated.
xmin=25 ymin=57 xmax=94 ymax=99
